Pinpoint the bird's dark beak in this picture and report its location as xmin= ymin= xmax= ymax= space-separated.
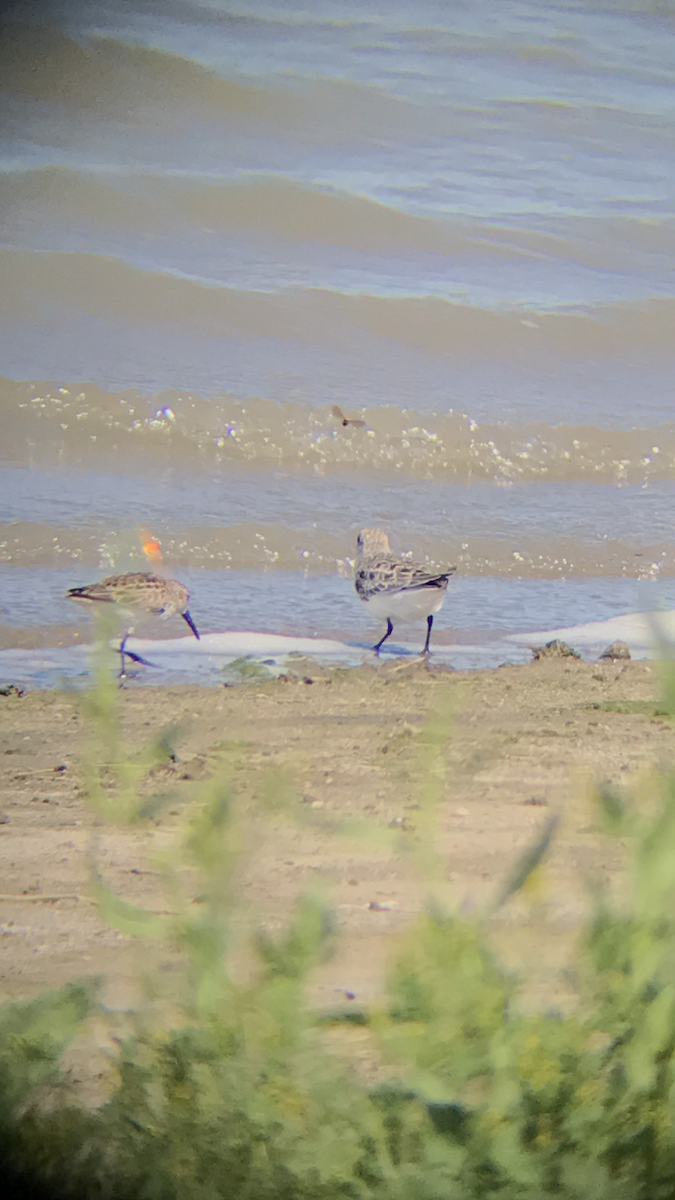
xmin=182 ymin=610 xmax=200 ymax=640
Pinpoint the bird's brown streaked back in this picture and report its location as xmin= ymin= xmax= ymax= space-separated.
xmin=67 ymin=571 xmax=200 ymax=644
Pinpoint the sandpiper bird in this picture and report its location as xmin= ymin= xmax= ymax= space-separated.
xmin=66 ymin=572 xmax=200 ymax=676
xmin=354 ymin=528 xmax=456 ymax=656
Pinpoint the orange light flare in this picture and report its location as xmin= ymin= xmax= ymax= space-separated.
xmin=139 ymin=528 xmax=164 ymax=567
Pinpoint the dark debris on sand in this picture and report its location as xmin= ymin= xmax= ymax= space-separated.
xmin=531 ymin=640 xmax=582 ymax=661
xmin=598 ymin=640 xmax=631 ymax=661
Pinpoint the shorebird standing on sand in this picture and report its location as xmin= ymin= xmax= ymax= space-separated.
xmin=354 ymin=528 xmax=456 ymax=656
xmin=66 ymin=572 xmax=200 ymax=677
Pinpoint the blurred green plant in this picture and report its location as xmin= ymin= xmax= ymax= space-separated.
xmin=221 ymin=655 xmax=275 ymax=683
xmin=5 ymin=659 xmax=675 ymax=1196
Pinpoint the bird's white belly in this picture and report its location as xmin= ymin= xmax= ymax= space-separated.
xmin=363 ymin=586 xmax=447 ymax=622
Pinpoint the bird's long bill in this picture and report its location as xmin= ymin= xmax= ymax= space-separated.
xmin=182 ymin=610 xmax=200 ymax=640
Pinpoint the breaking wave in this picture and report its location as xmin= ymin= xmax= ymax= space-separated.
xmin=2 ymin=246 xmax=675 ymax=355
xmin=3 ymin=377 xmax=675 ymax=487
xmin=5 ymin=167 xmax=675 ymax=270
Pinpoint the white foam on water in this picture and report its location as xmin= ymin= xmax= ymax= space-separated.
xmin=507 ymin=610 xmax=675 ymax=658
xmin=126 ymin=630 xmax=356 ymax=661
xmin=125 ymin=630 xmax=523 ymax=669
xmin=127 ymin=630 xmax=504 ymax=657
xmin=0 ymin=628 xmax=530 ymax=688
xmin=7 ymin=610 xmax=675 ymax=690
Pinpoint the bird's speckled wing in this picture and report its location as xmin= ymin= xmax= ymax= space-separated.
xmin=67 ymin=573 xmax=166 ymax=611
xmin=354 ymin=554 xmax=456 ymax=601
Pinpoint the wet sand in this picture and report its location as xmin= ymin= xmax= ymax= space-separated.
xmin=0 ymin=655 xmax=671 ymax=1090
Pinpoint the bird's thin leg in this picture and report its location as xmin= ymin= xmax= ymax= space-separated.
xmin=118 ymin=634 xmax=158 ymax=676
xmin=422 ymin=615 xmax=434 ymax=655
xmin=118 ymin=634 xmax=129 ymax=679
xmin=373 ymin=618 xmax=394 ymax=655
xmin=125 ymin=650 xmax=159 ymax=668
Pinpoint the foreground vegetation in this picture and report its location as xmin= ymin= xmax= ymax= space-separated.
xmin=2 ymin=654 xmax=675 ymax=1198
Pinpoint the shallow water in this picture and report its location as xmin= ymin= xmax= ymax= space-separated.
xmin=1 ymin=1 xmax=675 ymax=684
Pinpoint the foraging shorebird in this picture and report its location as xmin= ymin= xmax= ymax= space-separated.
xmin=66 ymin=571 xmax=200 ymax=676
xmin=354 ymin=528 xmax=456 ymax=656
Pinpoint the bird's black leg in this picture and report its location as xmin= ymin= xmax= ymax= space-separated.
xmin=118 ymin=634 xmax=158 ymax=677
xmin=373 ymin=618 xmax=394 ymax=655
xmin=118 ymin=634 xmax=130 ymax=679
xmin=422 ymin=615 xmax=434 ymax=655
xmin=125 ymin=650 xmax=159 ymax=667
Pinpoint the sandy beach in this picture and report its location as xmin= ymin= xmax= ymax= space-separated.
xmin=0 ymin=654 xmax=670 ymax=1064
